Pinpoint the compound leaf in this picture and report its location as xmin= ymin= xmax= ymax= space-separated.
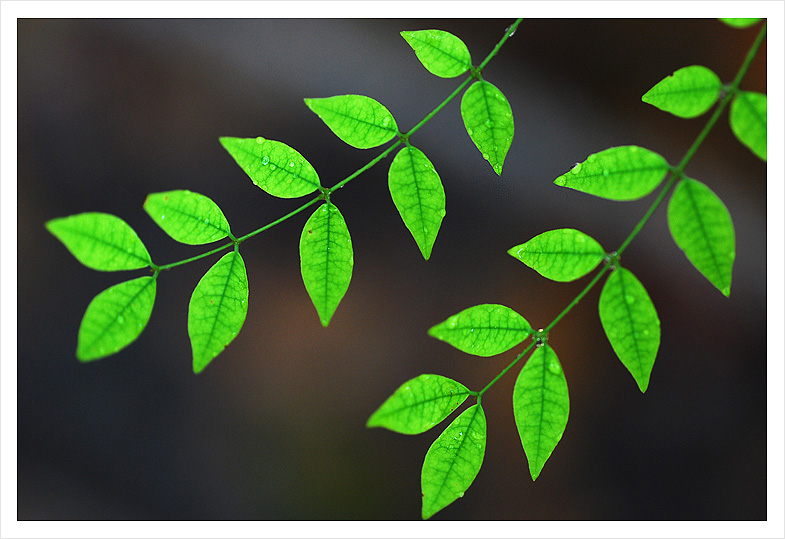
xmin=554 ymin=146 xmax=670 ymax=201
xmin=428 ymin=304 xmax=531 ymax=357
xmin=300 ymin=202 xmax=353 ymax=327
xmin=304 ymin=95 xmax=398 ymax=149
xmin=46 ymin=212 xmax=151 ymax=271
xmin=642 ymin=65 xmax=722 ymax=118
xmin=667 ymin=178 xmax=735 ymax=296
xmin=144 ymin=190 xmax=231 ymax=245
xmin=188 ymin=251 xmax=248 ymax=373
xmin=77 ymin=276 xmax=157 ymax=361
xmin=219 ymin=136 xmax=321 ymax=198
xmin=729 ymin=91 xmax=767 ymax=161
xmin=513 ymin=344 xmax=569 ymax=480
xmin=719 ymin=18 xmax=761 ymax=28
xmin=388 ymin=145 xmax=446 ymax=259
xmin=460 ymin=80 xmax=514 ymax=175
xmin=508 ymin=228 xmax=605 ymax=282
xmin=421 ymin=404 xmax=486 ymax=519
xmin=400 ymin=29 xmax=471 ymax=78
xmin=367 ymin=374 xmax=472 ymax=435
xmin=599 ymin=268 xmax=660 ymax=392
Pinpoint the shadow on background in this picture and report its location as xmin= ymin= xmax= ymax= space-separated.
xmin=17 ymin=18 xmax=766 ymax=520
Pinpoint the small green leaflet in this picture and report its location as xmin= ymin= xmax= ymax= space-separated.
xmin=300 ymin=202 xmax=354 ymax=327
xmin=188 ymin=251 xmax=249 ymax=373
xmin=400 ymin=29 xmax=471 ymax=78
xmin=460 ymin=80 xmax=514 ymax=175
xmin=77 ymin=276 xmax=157 ymax=361
xmin=729 ymin=91 xmax=767 ymax=161
xmin=366 ymin=374 xmax=472 ymax=435
xmin=642 ymin=65 xmax=721 ymax=118
xmin=421 ymin=404 xmax=486 ymax=519
xmin=719 ymin=18 xmax=761 ymax=29
xmin=46 ymin=212 xmax=151 ymax=271
xmin=388 ymin=145 xmax=446 ymax=259
xmin=667 ymin=178 xmax=735 ymax=296
xmin=554 ymin=146 xmax=670 ymax=201
xmin=144 ymin=190 xmax=232 ymax=245
xmin=508 ymin=228 xmax=605 ymax=282
xmin=220 ymin=137 xmax=321 ymax=198
xmin=513 ymin=344 xmax=569 ymax=480
xmin=598 ymin=267 xmax=660 ymax=393
xmin=428 ymin=304 xmax=531 ymax=357
xmin=304 ymin=95 xmax=398 ymax=149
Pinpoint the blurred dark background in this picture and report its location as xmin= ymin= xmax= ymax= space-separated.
xmin=17 ymin=18 xmax=766 ymax=520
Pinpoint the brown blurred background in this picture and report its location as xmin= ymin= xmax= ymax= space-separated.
xmin=17 ymin=18 xmax=766 ymax=520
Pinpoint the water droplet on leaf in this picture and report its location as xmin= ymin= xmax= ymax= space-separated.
xmin=261 ymin=156 xmax=270 ymax=165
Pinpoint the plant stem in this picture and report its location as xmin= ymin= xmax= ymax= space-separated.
xmin=476 ymin=21 xmax=765 ymax=398
xmin=152 ymin=19 xmax=523 ymax=272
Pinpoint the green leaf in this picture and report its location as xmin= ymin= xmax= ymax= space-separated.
xmin=366 ymin=374 xmax=472 ymax=435
xmin=400 ymin=29 xmax=471 ymax=78
xmin=512 ymin=344 xmax=569 ymax=480
xmin=460 ymin=80 xmax=514 ymax=175
xmin=421 ymin=404 xmax=486 ymax=519
xmin=144 ymin=190 xmax=232 ymax=245
xmin=719 ymin=18 xmax=761 ymax=28
xmin=188 ymin=251 xmax=249 ymax=373
xmin=599 ymin=268 xmax=660 ymax=392
xmin=46 ymin=212 xmax=151 ymax=271
xmin=304 ymin=95 xmax=398 ymax=149
xmin=77 ymin=276 xmax=157 ymax=361
xmin=667 ymin=178 xmax=735 ymax=296
xmin=642 ymin=65 xmax=722 ymax=118
xmin=729 ymin=91 xmax=767 ymax=161
xmin=388 ymin=145 xmax=446 ymax=259
xmin=219 ymin=136 xmax=321 ymax=198
xmin=300 ymin=202 xmax=354 ymax=326
xmin=428 ymin=304 xmax=532 ymax=357
xmin=508 ymin=228 xmax=605 ymax=282
xmin=554 ymin=146 xmax=670 ymax=201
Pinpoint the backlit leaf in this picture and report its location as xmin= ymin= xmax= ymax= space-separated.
xmin=144 ymin=190 xmax=231 ymax=245
xmin=304 ymin=95 xmax=398 ymax=149
xmin=388 ymin=145 xmax=446 ymax=259
xmin=367 ymin=374 xmax=472 ymax=435
xmin=428 ymin=304 xmax=531 ymax=357
xmin=513 ymin=344 xmax=569 ymax=480
xmin=508 ymin=228 xmax=605 ymax=282
xmin=554 ymin=146 xmax=670 ymax=201
xmin=188 ymin=251 xmax=248 ymax=373
xmin=460 ymin=80 xmax=514 ymax=175
xmin=219 ymin=136 xmax=321 ymax=198
xmin=421 ymin=404 xmax=486 ymax=519
xmin=729 ymin=91 xmax=767 ymax=161
xmin=46 ymin=212 xmax=151 ymax=271
xmin=77 ymin=276 xmax=157 ymax=361
xmin=719 ymin=18 xmax=761 ymax=28
xmin=599 ymin=268 xmax=660 ymax=392
xmin=400 ymin=29 xmax=471 ymax=78
xmin=300 ymin=202 xmax=353 ymax=326
xmin=642 ymin=65 xmax=721 ymax=118
xmin=667 ymin=178 xmax=735 ymax=296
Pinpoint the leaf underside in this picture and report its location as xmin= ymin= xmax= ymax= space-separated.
xmin=400 ymin=29 xmax=472 ymax=78
xmin=667 ymin=178 xmax=735 ymax=296
xmin=642 ymin=65 xmax=721 ymax=118
xmin=188 ymin=251 xmax=249 ymax=373
xmin=144 ymin=190 xmax=232 ymax=245
xmin=508 ymin=228 xmax=605 ymax=282
xmin=554 ymin=145 xmax=670 ymax=201
xmin=512 ymin=344 xmax=569 ymax=480
xmin=304 ymin=94 xmax=398 ymax=149
xmin=421 ymin=404 xmax=486 ymax=519
xmin=367 ymin=374 xmax=472 ymax=435
xmin=77 ymin=276 xmax=157 ymax=361
xmin=729 ymin=91 xmax=767 ymax=161
xmin=460 ymin=80 xmax=514 ymax=175
xmin=598 ymin=267 xmax=660 ymax=392
xmin=428 ymin=304 xmax=532 ymax=357
xmin=300 ymin=202 xmax=354 ymax=326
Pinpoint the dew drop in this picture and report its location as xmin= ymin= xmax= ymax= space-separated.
xmin=547 ymin=361 xmax=562 ymax=375
xmin=602 ymin=169 xmax=610 ymax=177
xmin=204 ymin=218 xmax=210 ymax=224
xmin=261 ymin=155 xmax=270 ymax=165
xmin=288 ymin=161 xmax=295 ymax=168
xmin=438 ymin=209 xmax=446 ymax=218
xmin=117 ymin=315 xmax=125 ymax=323
xmin=160 ymin=214 xmax=165 ymax=220
xmin=466 ymin=127 xmax=473 ymax=136
xmin=484 ymin=119 xmax=494 ymax=128
xmin=255 ymin=137 xmax=263 ymax=144
xmin=458 ymin=492 xmax=465 ymax=498
xmin=570 ymin=163 xmax=582 ymax=174
xmin=269 ymin=164 xmax=276 ymax=170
